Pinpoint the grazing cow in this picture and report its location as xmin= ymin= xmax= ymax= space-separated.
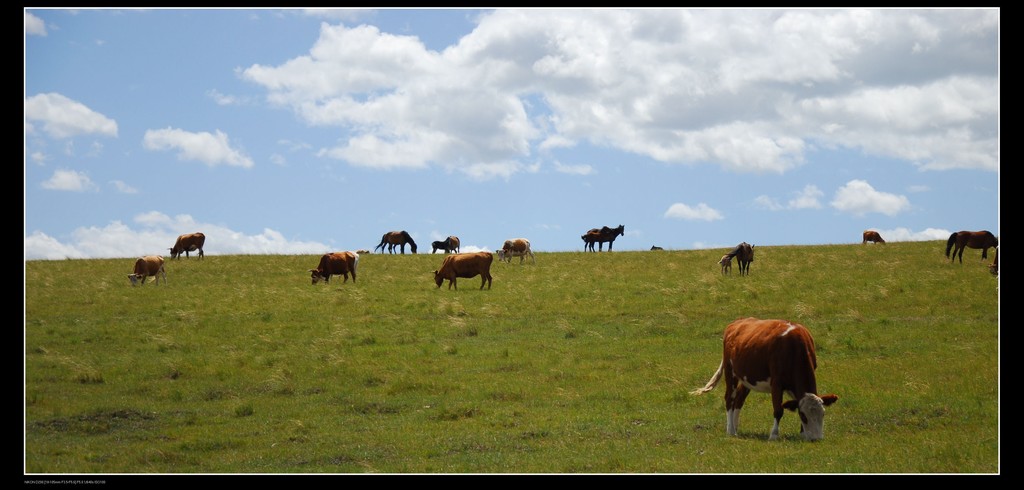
xmin=691 ymin=317 xmax=839 ymax=441
xmin=308 ymin=251 xmax=359 ymax=285
xmin=497 ymin=238 xmax=536 ymax=264
xmin=169 ymin=232 xmax=205 ymax=259
xmin=434 ymin=252 xmax=493 ymax=290
xmin=650 ymin=246 xmax=664 ymax=251
xmin=862 ymin=230 xmax=885 ymax=245
xmin=431 ymin=236 xmax=461 ymax=254
xmin=128 ymin=255 xmax=166 ymax=286
xmin=719 ymin=254 xmax=732 ymax=275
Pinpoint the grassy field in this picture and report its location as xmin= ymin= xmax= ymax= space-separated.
xmin=24 ymin=240 xmax=999 ymax=474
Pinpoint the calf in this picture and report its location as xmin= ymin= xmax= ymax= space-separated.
xmin=128 ymin=255 xmax=166 ymax=286
xmin=434 ymin=252 xmax=493 ymax=290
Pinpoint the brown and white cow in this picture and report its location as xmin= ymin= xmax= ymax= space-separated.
xmin=170 ymin=232 xmax=206 ymax=259
xmin=434 ymin=252 xmax=493 ymax=290
xmin=862 ymin=230 xmax=885 ymax=245
xmin=128 ymin=255 xmax=166 ymax=286
xmin=497 ymin=238 xmax=535 ymax=264
xmin=308 ymin=251 xmax=359 ymax=284
xmin=691 ymin=317 xmax=839 ymax=441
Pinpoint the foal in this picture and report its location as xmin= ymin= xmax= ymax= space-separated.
xmin=719 ymin=254 xmax=732 ymax=275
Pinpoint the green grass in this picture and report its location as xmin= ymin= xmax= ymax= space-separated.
xmin=24 ymin=241 xmax=999 ymax=473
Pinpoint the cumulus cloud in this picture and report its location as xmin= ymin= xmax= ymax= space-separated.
xmin=24 ymin=93 xmax=118 ymax=139
xmin=552 ymin=161 xmax=594 ymax=175
xmin=109 ymin=180 xmax=139 ymax=194
xmin=755 ymin=184 xmax=823 ymax=211
xmin=872 ymin=227 xmax=952 ymax=243
xmin=25 ymin=11 xmax=46 ymax=36
xmin=831 ymin=179 xmax=911 ymax=217
xmin=664 ymin=202 xmax=724 ymax=221
xmin=24 ymin=212 xmax=332 ymax=260
xmin=238 ymin=10 xmax=995 ymax=178
xmin=143 ymin=127 xmax=254 ymax=168
xmin=40 ymin=168 xmax=98 ymax=192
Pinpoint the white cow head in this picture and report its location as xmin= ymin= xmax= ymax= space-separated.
xmin=786 ymin=393 xmax=839 ymax=441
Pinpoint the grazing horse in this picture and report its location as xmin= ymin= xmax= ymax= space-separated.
xmin=375 ymin=230 xmax=418 ymax=254
xmin=945 ymin=230 xmax=997 ymax=264
xmin=582 ymin=225 xmax=625 ymax=252
xmin=725 ymin=242 xmax=754 ymax=276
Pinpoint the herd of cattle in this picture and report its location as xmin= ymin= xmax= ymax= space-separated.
xmin=124 ymin=227 xmax=997 ymax=441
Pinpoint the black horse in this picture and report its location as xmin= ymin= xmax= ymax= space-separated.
xmin=375 ymin=230 xmax=418 ymax=254
xmin=582 ymin=225 xmax=625 ymax=252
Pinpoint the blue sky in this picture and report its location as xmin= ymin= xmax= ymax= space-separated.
xmin=24 ymin=8 xmax=999 ymax=260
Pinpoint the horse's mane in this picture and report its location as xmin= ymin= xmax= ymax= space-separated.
xmin=401 ymin=230 xmax=416 ymax=244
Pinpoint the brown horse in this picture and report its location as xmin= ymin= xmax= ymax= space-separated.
xmin=375 ymin=230 xmax=418 ymax=254
xmin=725 ymin=242 xmax=754 ymax=276
xmin=945 ymin=230 xmax=997 ymax=264
xmin=582 ymin=224 xmax=625 ymax=252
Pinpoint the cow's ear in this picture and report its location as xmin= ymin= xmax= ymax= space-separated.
xmin=820 ymin=394 xmax=839 ymax=406
xmin=782 ymin=400 xmax=800 ymax=412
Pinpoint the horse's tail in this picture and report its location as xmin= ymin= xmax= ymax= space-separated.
xmin=374 ymin=233 xmax=388 ymax=252
xmin=945 ymin=232 xmax=958 ymax=258
xmin=690 ymin=360 xmax=724 ymax=395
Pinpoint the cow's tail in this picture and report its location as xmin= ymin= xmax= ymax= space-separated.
xmin=352 ymin=252 xmax=359 ymax=274
xmin=945 ymin=232 xmax=957 ymax=258
xmin=690 ymin=360 xmax=724 ymax=395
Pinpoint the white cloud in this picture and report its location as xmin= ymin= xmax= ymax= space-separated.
xmin=787 ymin=185 xmax=824 ymax=209
xmin=206 ymin=89 xmax=251 ymax=106
xmin=110 ymin=180 xmax=139 ymax=194
xmin=270 ymin=153 xmax=286 ymax=166
xmin=24 ymin=93 xmax=118 ymax=139
xmin=238 ymin=9 xmax=996 ymax=176
xmin=754 ymin=195 xmax=783 ymax=211
xmin=302 ymin=8 xmax=372 ymax=21
xmin=552 ymin=161 xmax=593 ymax=175
xmin=143 ymin=127 xmax=254 ymax=168
xmin=754 ymin=185 xmax=822 ymax=211
xmin=24 ymin=212 xmax=333 ymax=260
xmin=664 ymin=202 xmax=723 ymax=221
xmin=872 ymin=227 xmax=951 ymax=243
xmin=40 ymin=168 xmax=98 ymax=192
xmin=30 ymin=151 xmax=47 ymax=165
xmin=25 ymin=11 xmax=46 ymax=36
xmin=830 ymin=179 xmax=911 ymax=217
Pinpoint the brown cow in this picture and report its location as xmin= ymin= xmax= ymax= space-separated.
xmin=434 ymin=252 xmax=493 ymax=290
xmin=497 ymin=238 xmax=535 ymax=264
xmin=691 ymin=317 xmax=839 ymax=441
xmin=170 ymin=232 xmax=205 ymax=259
xmin=128 ymin=255 xmax=166 ymax=286
xmin=862 ymin=230 xmax=885 ymax=245
xmin=309 ymin=251 xmax=359 ymax=284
